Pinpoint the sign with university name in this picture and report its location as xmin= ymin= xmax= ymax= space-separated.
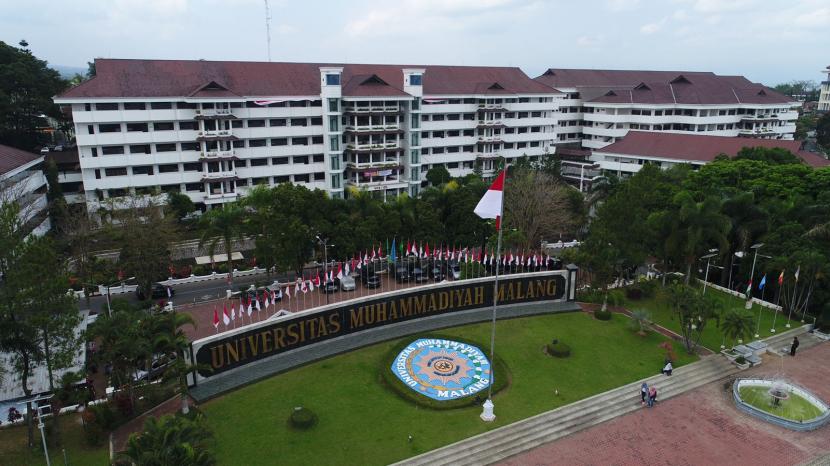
xmin=391 ymin=338 xmax=491 ymax=401
xmin=193 ymin=272 xmax=568 ymax=379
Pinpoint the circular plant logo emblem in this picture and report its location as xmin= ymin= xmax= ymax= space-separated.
xmin=391 ymin=338 xmax=492 ymax=401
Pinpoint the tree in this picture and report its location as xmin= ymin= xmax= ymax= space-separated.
xmin=664 ymin=192 xmax=731 ymax=284
xmin=167 ymin=192 xmax=197 ymax=221
xmin=120 ymin=413 xmax=216 ymax=466
xmin=198 ymin=204 xmax=247 ymax=285
xmin=773 ymin=80 xmax=819 ymax=101
xmin=0 ymin=40 xmax=68 ymax=150
xmin=425 ymin=166 xmax=451 ymax=186
xmin=720 ymin=309 xmax=754 ymax=347
xmin=817 ymin=113 xmax=830 ymax=149
xmin=153 ymin=311 xmax=202 ymax=415
xmin=668 ymin=284 xmax=719 ymax=353
xmin=503 ymin=166 xmax=576 ymax=249
xmin=44 ymin=158 xmax=68 ymax=230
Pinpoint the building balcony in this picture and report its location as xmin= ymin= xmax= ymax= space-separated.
xmin=194 ymin=109 xmax=237 ymax=120
xmin=345 ymin=142 xmax=402 ymax=153
xmin=477 ymin=105 xmax=509 ymax=112
xmin=343 ymin=106 xmax=402 ymax=114
xmin=476 ymin=152 xmax=503 ymax=160
xmin=346 ymin=177 xmax=408 ymax=189
xmin=201 ymin=170 xmax=238 ymax=182
xmin=204 ymin=191 xmax=239 ymax=204
xmin=476 ymin=120 xmax=506 ymax=129
xmin=196 ymin=130 xmax=237 ymax=142
xmin=477 ymin=137 xmax=504 ymax=144
xmin=347 ymin=161 xmax=402 ymax=171
xmin=343 ymin=124 xmax=404 ymax=135
xmin=740 ymin=115 xmax=780 ymax=123
xmin=199 ymin=150 xmax=238 ymax=161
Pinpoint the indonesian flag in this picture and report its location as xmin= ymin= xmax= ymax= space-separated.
xmin=254 ymin=296 xmax=260 ymax=313
xmin=778 ymin=269 xmax=785 ymax=285
xmin=483 ymin=251 xmax=489 ymax=264
xmin=231 ymin=304 xmax=236 ymax=321
xmin=410 ymin=242 xmax=418 ymax=255
xmin=295 ymin=278 xmax=301 ymax=294
xmin=356 ymin=257 xmax=363 ymax=270
xmin=746 ymin=279 xmax=752 ymax=296
xmin=307 ymin=277 xmax=314 ymax=292
xmin=345 ymin=261 xmax=352 ymax=276
xmin=371 ymin=247 xmax=377 ymax=260
xmin=285 ymin=285 xmax=291 ymax=299
xmin=300 ymin=278 xmax=308 ymax=293
xmin=336 ymin=263 xmax=344 ymax=280
xmin=246 ymin=297 xmax=253 ymax=315
xmin=406 ymin=240 xmax=411 ymax=256
xmin=223 ymin=305 xmax=230 ymax=326
xmin=213 ymin=307 xmax=220 ymax=329
xmin=425 ymin=242 xmax=431 ymax=258
xmin=264 ymin=292 xmax=270 ymax=308
xmin=313 ymin=273 xmax=321 ymax=287
xmin=363 ymin=251 xmax=369 ymax=265
xmin=474 ymin=170 xmax=506 ymax=230
xmin=419 ymin=242 xmax=424 ymax=259
xmin=328 ymin=270 xmax=334 ymax=282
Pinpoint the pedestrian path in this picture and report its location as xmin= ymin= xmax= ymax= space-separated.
xmin=394 ymin=326 xmax=821 ymax=466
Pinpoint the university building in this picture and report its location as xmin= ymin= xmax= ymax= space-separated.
xmin=0 ymin=144 xmax=51 ymax=237
xmin=54 ymin=59 xmax=562 ymax=211
xmin=819 ymin=65 xmax=830 ymax=112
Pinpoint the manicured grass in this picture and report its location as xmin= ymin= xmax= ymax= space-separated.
xmin=0 ymin=413 xmax=109 ymax=466
xmin=201 ymin=312 xmax=697 ymax=466
xmin=623 ymin=285 xmax=793 ymax=352
xmin=739 ymin=386 xmax=824 ymax=421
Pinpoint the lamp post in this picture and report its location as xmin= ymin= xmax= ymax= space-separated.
xmin=315 ymin=236 xmax=332 ymax=304
xmin=94 ymin=276 xmax=135 ymax=317
xmin=37 ymin=404 xmax=51 ymax=466
xmin=700 ymin=251 xmax=719 ymax=295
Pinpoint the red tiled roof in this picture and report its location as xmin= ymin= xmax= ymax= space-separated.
xmin=594 ymin=131 xmax=829 ymax=168
xmin=535 ymin=69 xmax=791 ymax=105
xmin=57 ymin=59 xmax=558 ymax=100
xmin=0 ymin=144 xmax=43 ymax=176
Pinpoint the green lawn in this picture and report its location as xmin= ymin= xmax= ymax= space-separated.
xmin=623 ymin=285 xmax=793 ymax=352
xmin=0 ymin=413 xmax=109 ymax=466
xmin=201 ymin=312 xmax=697 ymax=466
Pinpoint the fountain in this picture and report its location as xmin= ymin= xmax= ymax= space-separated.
xmin=733 ymin=378 xmax=830 ymax=431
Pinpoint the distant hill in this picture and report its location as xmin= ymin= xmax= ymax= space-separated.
xmin=51 ymin=64 xmax=87 ymax=79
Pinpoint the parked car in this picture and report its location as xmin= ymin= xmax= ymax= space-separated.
xmin=394 ymin=266 xmax=411 ymax=282
xmin=322 ymin=279 xmax=339 ymax=294
xmin=449 ymin=261 xmax=461 ymax=280
xmin=340 ymin=275 xmax=356 ymax=291
xmin=363 ymin=274 xmax=380 ymax=288
xmin=53 ymin=145 xmax=64 ymax=152
xmin=136 ymin=283 xmax=172 ymax=300
xmin=133 ymin=353 xmax=177 ymax=382
xmin=412 ymin=267 xmax=429 ymax=283
xmin=39 ymin=147 xmax=49 ymax=154
xmin=265 ymin=282 xmax=283 ymax=301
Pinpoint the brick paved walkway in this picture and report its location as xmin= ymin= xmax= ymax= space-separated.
xmin=498 ymin=342 xmax=830 ymax=466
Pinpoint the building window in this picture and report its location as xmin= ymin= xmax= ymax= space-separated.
xmin=410 ymin=149 xmax=419 ymax=165
xmin=329 ymin=116 xmax=339 ymax=131
xmin=326 ymin=74 xmax=340 ymax=85
xmin=310 ymin=116 xmax=323 ymax=126
xmin=99 ymin=123 xmax=121 ymax=133
xmin=250 ymin=158 xmax=268 ymax=167
xmin=289 ymin=100 xmax=306 ymax=108
xmin=313 ymin=172 xmax=325 ymax=181
xmin=292 ymin=137 xmax=309 ymax=146
xmin=294 ymin=174 xmax=310 ymax=183
xmin=176 ymin=102 xmax=197 ymax=109
xmin=290 ymin=118 xmax=307 ymax=127
xmin=94 ymin=169 xmax=101 ymax=179
xmin=331 ymin=173 xmax=341 ymax=189
xmin=155 ymin=143 xmax=176 ymax=152
xmin=411 ymin=169 xmax=420 ymax=181
xmin=129 ymin=144 xmax=151 ymax=154
xmin=232 ymin=140 xmax=245 ymax=148
xmin=329 ymin=136 xmax=339 ymax=151
xmin=328 ymin=98 xmax=339 ymax=112
xmin=312 ymin=154 xmax=324 ymax=163
xmin=105 ymin=167 xmax=127 ymax=177
xmin=248 ymin=139 xmax=267 ymax=148
xmin=185 ymin=182 xmax=204 ymax=192
xmin=271 ymin=138 xmax=288 ymax=146
xmin=123 ymin=102 xmax=146 ymax=110
xmin=101 ymin=146 xmax=125 ymax=155
xmin=126 ymin=122 xmax=148 ymax=132
xmin=312 ymin=135 xmax=323 ymax=144
xmin=410 ymin=74 xmax=422 ymax=85
xmin=154 ymin=122 xmax=174 ymax=131
xmin=180 ymin=142 xmax=199 ymax=151
xmin=151 ymin=102 xmax=173 ymax=109
xmin=158 ymin=164 xmax=179 ymax=173
xmin=179 ymin=121 xmax=198 ymax=130
xmin=247 ymin=119 xmax=266 ymax=128
xmin=183 ymin=162 xmax=201 ymax=171
xmin=330 ymin=155 xmax=340 ymax=170
xmin=293 ymin=155 xmax=309 ymax=164
xmin=269 ymin=118 xmax=287 ymax=127
xmin=273 ymin=157 xmax=289 ymax=165
xmin=412 ymin=98 xmax=420 ymax=110
xmin=132 ymin=165 xmax=154 ymax=175
xmin=95 ymin=103 xmax=118 ymax=111
xmin=411 ymin=133 xmax=420 ymax=146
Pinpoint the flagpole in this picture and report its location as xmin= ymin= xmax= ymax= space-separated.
xmin=787 ymin=271 xmax=798 ymax=328
xmin=482 ymin=174 xmax=505 ymax=423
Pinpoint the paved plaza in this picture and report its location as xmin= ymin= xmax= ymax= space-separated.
xmin=499 ymin=342 xmax=830 ymax=466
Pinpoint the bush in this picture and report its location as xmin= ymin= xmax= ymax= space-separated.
xmin=546 ymin=339 xmax=571 ymax=358
xmin=594 ymin=309 xmax=612 ymax=321
xmin=735 ymin=356 xmax=747 ymax=365
xmin=607 ymin=289 xmax=624 ymax=307
xmin=638 ymin=279 xmax=657 ymax=298
xmin=576 ymin=289 xmax=604 ymax=304
xmin=289 ymin=407 xmax=317 ymax=430
xmin=626 ymin=287 xmax=643 ymax=300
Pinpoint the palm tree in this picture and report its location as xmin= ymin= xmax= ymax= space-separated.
xmin=720 ymin=309 xmax=754 ymax=347
xmin=120 ymin=414 xmax=216 ymax=466
xmin=665 ymin=192 xmax=731 ymax=284
xmin=198 ymin=204 xmax=246 ymax=286
xmin=153 ymin=311 xmax=203 ymax=415
xmin=720 ymin=192 xmax=768 ymax=287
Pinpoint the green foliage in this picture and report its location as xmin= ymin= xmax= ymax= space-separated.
xmin=720 ymin=308 xmax=754 ymax=346
xmin=288 ymin=407 xmax=318 ymax=430
xmin=120 ymin=413 xmax=216 ymax=466
xmin=733 ymin=147 xmax=802 ymax=165
xmin=773 ymin=80 xmax=819 ymax=101
xmin=734 ymin=355 xmax=747 ymax=365
xmin=667 ymin=284 xmax=720 ymax=353
xmin=818 ymin=113 xmax=830 ymax=149
xmin=198 ymin=204 xmax=246 ymax=281
xmin=167 ymin=192 xmax=197 ymax=220
xmin=594 ymin=308 xmax=612 ymax=321
xmin=0 ymin=40 xmax=69 ymax=150
xmin=546 ymin=339 xmax=571 ymax=358
xmin=628 ymin=309 xmax=652 ymax=335
xmin=425 ymin=165 xmax=451 ymax=186
xmin=576 ymin=288 xmax=605 ymax=304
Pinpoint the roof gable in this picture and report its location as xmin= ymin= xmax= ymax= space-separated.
xmin=670 ymin=74 xmax=692 ymax=84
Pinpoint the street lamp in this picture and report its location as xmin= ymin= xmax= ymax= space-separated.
xmin=700 ymin=251 xmax=719 ymax=295
xmin=37 ymin=404 xmax=51 ymax=466
xmin=315 ymin=236 xmax=333 ymax=304
xmin=102 ymin=276 xmax=135 ymax=317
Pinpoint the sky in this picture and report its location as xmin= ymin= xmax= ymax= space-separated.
xmin=1 ymin=0 xmax=828 ymax=86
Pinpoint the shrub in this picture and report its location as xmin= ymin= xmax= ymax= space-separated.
xmin=735 ymin=356 xmax=747 ymax=365
xmin=638 ymin=279 xmax=657 ymax=298
xmin=594 ymin=309 xmax=612 ymax=321
xmin=546 ymin=339 xmax=571 ymax=358
xmin=289 ymin=407 xmax=317 ymax=430
xmin=626 ymin=287 xmax=643 ymax=300
xmin=607 ymin=290 xmax=625 ymax=307
xmin=576 ymin=289 xmax=604 ymax=304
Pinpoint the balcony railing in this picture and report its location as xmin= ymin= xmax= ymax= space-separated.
xmin=201 ymin=170 xmax=238 ymax=181
xmin=195 ymin=108 xmax=235 ymax=118
xmin=200 ymin=150 xmax=236 ymax=160
xmin=199 ymin=130 xmax=233 ymax=137
xmin=348 ymin=142 xmax=401 ymax=151
xmin=344 ymin=106 xmax=400 ymax=113
xmin=343 ymin=124 xmax=401 ymax=132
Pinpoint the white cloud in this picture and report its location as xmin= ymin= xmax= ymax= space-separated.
xmin=794 ymin=7 xmax=830 ymax=27
xmin=576 ymin=35 xmax=605 ymax=47
xmin=689 ymin=0 xmax=755 ymax=13
xmin=640 ymin=17 xmax=667 ymax=34
xmin=606 ymin=0 xmax=640 ymax=11
xmin=673 ymin=9 xmax=690 ymax=20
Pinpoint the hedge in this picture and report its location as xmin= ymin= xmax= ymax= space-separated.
xmin=289 ymin=406 xmax=317 ymax=430
xmin=546 ymin=340 xmax=571 ymax=358
xmin=594 ymin=309 xmax=612 ymax=321
xmin=379 ymin=334 xmax=511 ymax=410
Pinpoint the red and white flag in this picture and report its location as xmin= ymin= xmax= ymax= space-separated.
xmin=230 ymin=304 xmax=236 ymax=321
xmin=474 ymin=169 xmax=506 ymax=229
xmin=213 ymin=307 xmax=220 ymax=330
xmin=285 ymin=285 xmax=291 ymax=299
xmin=222 ymin=305 xmax=230 ymax=326
xmin=336 ymin=263 xmax=344 ymax=280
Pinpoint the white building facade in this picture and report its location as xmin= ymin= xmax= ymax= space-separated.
xmin=55 ymin=59 xmax=562 ymax=210
xmin=0 ymin=145 xmax=51 ymax=237
xmin=819 ymin=66 xmax=830 ymax=112
xmin=535 ymin=69 xmax=800 ymax=150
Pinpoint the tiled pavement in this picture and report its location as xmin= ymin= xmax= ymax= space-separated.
xmin=498 ymin=339 xmax=830 ymax=466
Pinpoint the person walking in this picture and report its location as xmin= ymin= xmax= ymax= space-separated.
xmin=648 ymin=386 xmax=657 ymax=407
xmin=662 ymin=361 xmax=673 ymax=376
xmin=641 ymin=382 xmax=649 ymax=405
xmin=790 ymin=336 xmax=799 ymax=356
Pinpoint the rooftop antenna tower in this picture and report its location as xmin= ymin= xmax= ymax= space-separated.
xmin=264 ymin=0 xmax=272 ymax=62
